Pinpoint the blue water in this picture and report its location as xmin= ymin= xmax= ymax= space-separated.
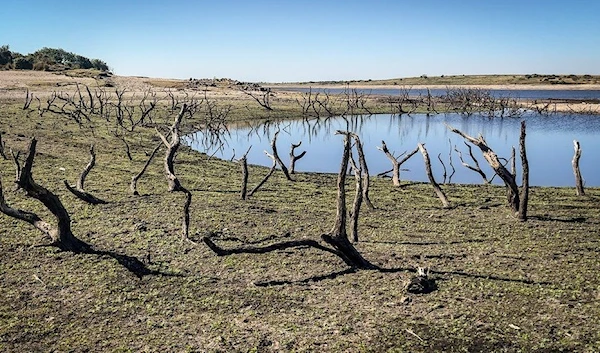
xmin=188 ymin=113 xmax=600 ymax=187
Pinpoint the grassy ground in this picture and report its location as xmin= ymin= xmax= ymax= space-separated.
xmin=1 ymin=74 xmax=600 ymax=352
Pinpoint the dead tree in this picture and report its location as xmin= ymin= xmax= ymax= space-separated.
xmin=130 ymin=141 xmax=162 ymax=196
xmin=156 ymin=104 xmax=193 ymax=241
xmin=348 ymin=153 xmax=363 ymax=243
xmin=271 ymin=131 xmax=293 ymax=181
xmin=437 ymin=153 xmax=447 ymax=184
xmin=239 ymin=146 xmax=251 ymax=200
xmin=203 ymin=131 xmax=377 ymax=270
xmin=418 ymin=143 xmax=450 ymax=208
xmin=572 ymin=140 xmax=585 ymax=196
xmin=518 ymin=121 xmax=529 ymax=221
xmin=0 ymin=138 xmax=90 ymax=252
xmin=241 ymin=87 xmax=273 ymax=111
xmin=377 ymin=141 xmax=419 ymax=186
xmin=288 ymin=141 xmax=307 ymax=174
xmin=454 ymin=142 xmax=488 ymax=183
xmin=23 ymin=89 xmax=34 ymax=110
xmin=248 ymin=151 xmax=276 ymax=196
xmin=447 ymin=124 xmax=520 ymax=214
xmin=322 ymin=131 xmax=376 ymax=268
xmin=64 ymin=144 xmax=107 ymax=205
xmin=511 ymin=146 xmax=516 ymax=178
xmin=349 ymin=133 xmax=374 ymax=210
xmin=447 ymin=138 xmax=456 ymax=183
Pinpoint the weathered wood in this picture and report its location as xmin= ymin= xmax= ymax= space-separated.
xmin=249 ymin=151 xmax=276 ymax=196
xmin=446 ymin=123 xmax=520 ymax=213
xmin=327 ymin=131 xmax=376 ymax=269
xmin=1 ymin=138 xmax=90 ymax=252
xmin=156 ymin=104 xmax=195 ymax=241
xmin=157 ymin=104 xmax=187 ymax=192
xmin=349 ymin=133 xmax=375 ymax=210
xmin=518 ymin=121 xmax=529 ymax=221
xmin=131 ymin=141 xmax=162 ymax=196
xmin=377 ymin=141 xmax=419 ymax=186
xmin=288 ymin=141 xmax=306 ymax=174
xmin=572 ymin=140 xmax=585 ymax=196
xmin=271 ymin=131 xmax=293 ymax=181
xmin=454 ymin=142 xmax=488 ymax=183
xmin=64 ymin=144 xmax=107 ymax=204
xmin=418 ymin=143 xmax=450 ymax=208
xmin=437 ymin=153 xmax=447 ymax=184
xmin=239 ymin=146 xmax=251 ymax=200
xmin=348 ymin=154 xmax=363 ymax=243
xmin=78 ymin=144 xmax=95 ymax=191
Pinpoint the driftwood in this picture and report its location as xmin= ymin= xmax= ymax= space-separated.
xmin=64 ymin=145 xmax=107 ymax=205
xmin=418 ymin=143 xmax=450 ymax=208
xmin=131 ymin=141 xmax=162 ymax=196
xmin=518 ymin=121 xmax=529 ymax=221
xmin=454 ymin=142 xmax=488 ymax=183
xmin=446 ymin=123 xmax=520 ymax=213
xmin=0 ymin=138 xmax=90 ymax=252
xmin=572 ymin=140 xmax=585 ymax=196
xmin=288 ymin=141 xmax=306 ymax=174
xmin=377 ymin=140 xmax=419 ymax=186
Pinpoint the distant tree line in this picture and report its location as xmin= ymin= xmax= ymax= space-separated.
xmin=0 ymin=45 xmax=109 ymax=72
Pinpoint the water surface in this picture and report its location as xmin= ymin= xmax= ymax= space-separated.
xmin=188 ymin=113 xmax=600 ymax=187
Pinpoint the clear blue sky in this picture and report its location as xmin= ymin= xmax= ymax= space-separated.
xmin=1 ymin=0 xmax=598 ymax=82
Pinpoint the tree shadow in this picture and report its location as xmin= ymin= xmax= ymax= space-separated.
xmin=530 ymin=215 xmax=587 ymax=223
xmin=361 ymin=238 xmax=495 ymax=246
xmin=203 ymin=236 xmax=548 ymax=287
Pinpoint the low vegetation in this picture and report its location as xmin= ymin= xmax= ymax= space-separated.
xmin=0 ymin=72 xmax=599 ymax=351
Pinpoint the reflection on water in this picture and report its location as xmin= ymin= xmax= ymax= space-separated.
xmin=187 ymin=113 xmax=600 ymax=187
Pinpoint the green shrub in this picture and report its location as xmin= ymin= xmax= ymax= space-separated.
xmin=14 ymin=56 xmax=33 ymax=70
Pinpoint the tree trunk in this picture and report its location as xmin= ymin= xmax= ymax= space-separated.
xmin=131 ymin=141 xmax=162 ymax=195
xmin=239 ymin=146 xmax=251 ymax=200
xmin=572 ymin=140 xmax=585 ymax=196
xmin=289 ymin=141 xmax=306 ymax=174
xmin=0 ymin=138 xmax=90 ymax=252
xmin=418 ymin=143 xmax=450 ymax=208
xmin=65 ymin=145 xmax=107 ymax=204
xmin=446 ymin=124 xmax=519 ymax=213
xmin=518 ymin=121 xmax=529 ymax=221
xmin=325 ymin=131 xmax=376 ymax=269
xmin=271 ymin=131 xmax=293 ymax=181
xmin=349 ymin=154 xmax=363 ymax=243
xmin=350 ymin=134 xmax=375 ymax=210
